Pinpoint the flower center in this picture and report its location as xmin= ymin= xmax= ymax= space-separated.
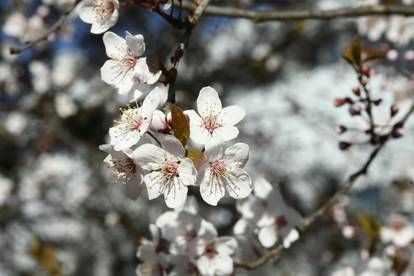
xmin=210 ymin=159 xmax=227 ymax=177
xmin=184 ymin=228 xmax=197 ymax=241
xmin=161 ymin=160 xmax=179 ymax=180
xmin=202 ymin=114 xmax=220 ymax=134
xmin=94 ymin=0 xmax=115 ymax=21
xmin=203 ymin=243 xmax=217 ymax=258
xmin=111 ymin=157 xmax=136 ymax=180
xmin=121 ymin=109 xmax=145 ymax=131
xmin=121 ymin=54 xmax=138 ymax=69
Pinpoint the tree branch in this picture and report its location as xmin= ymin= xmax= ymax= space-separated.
xmin=9 ymin=2 xmax=78 ymax=55
xmin=234 ymin=102 xmax=414 ymax=270
xmin=175 ymin=1 xmax=414 ymax=22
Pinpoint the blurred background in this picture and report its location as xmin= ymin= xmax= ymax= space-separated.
xmin=1 ymin=0 xmax=414 ymax=275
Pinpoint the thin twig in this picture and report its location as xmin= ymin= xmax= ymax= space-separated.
xmin=9 ymin=2 xmax=78 ymax=55
xmin=175 ymin=1 xmax=414 ymax=22
xmin=234 ymin=103 xmax=414 ymax=270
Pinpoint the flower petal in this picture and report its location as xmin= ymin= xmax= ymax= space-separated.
xmin=224 ymin=142 xmax=249 ymax=167
xmin=226 ymin=168 xmax=252 ymax=199
xmin=218 ymin=105 xmax=245 ymax=126
xmin=162 ymin=135 xmax=185 ymax=158
xmin=178 ymin=158 xmax=197 ymax=186
xmin=144 ymin=172 xmax=163 ymax=200
xmin=164 ymin=177 xmax=188 ymax=208
xmin=253 ymin=177 xmax=273 ymax=199
xmin=100 ymin=60 xmax=134 ymax=94
xmin=197 ymin=86 xmax=222 ymax=118
xmin=125 ymin=174 xmax=143 ymax=200
xmin=258 ymin=224 xmax=278 ymax=248
xmin=214 ymin=125 xmax=239 ymax=141
xmin=204 ymin=136 xmax=224 ymax=161
xmin=78 ymin=3 xmax=95 ymax=24
xmin=216 ymin=237 xmax=237 ymax=255
xmin=214 ymin=253 xmax=234 ymax=276
xmin=109 ymin=124 xmax=141 ymax=151
xmin=186 ymin=110 xmax=210 ymax=145
xmin=130 ymin=144 xmax=165 ymax=170
xmin=125 ymin=32 xmax=145 ymax=56
xmin=102 ymin=31 xmax=126 ymax=60
xmin=200 ymin=174 xmax=225 ymax=206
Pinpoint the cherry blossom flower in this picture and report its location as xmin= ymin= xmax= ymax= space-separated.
xmin=192 ymin=224 xmax=237 ymax=276
xmin=156 ymin=207 xmax=217 ymax=256
xmin=109 ymin=89 xmax=159 ymax=151
xmin=198 ymin=138 xmax=252 ymax=206
xmin=131 ymin=136 xmax=197 ymax=208
xmin=78 ymin=0 xmax=119 ymax=34
xmin=100 ymin=32 xmax=161 ymax=99
xmin=136 ymin=224 xmax=169 ymax=276
xmin=234 ymin=177 xmax=303 ymax=248
xmin=380 ymin=215 xmax=414 ymax=247
xmin=99 ymin=144 xmax=144 ymax=200
xmin=185 ymin=86 xmax=245 ymax=145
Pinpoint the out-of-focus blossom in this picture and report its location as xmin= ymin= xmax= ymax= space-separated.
xmin=55 ymin=93 xmax=78 ymax=118
xmin=0 ymin=175 xmax=13 ymax=206
xmin=186 ymin=86 xmax=245 ymax=145
xmin=198 ymin=138 xmax=252 ymax=206
xmin=4 ymin=112 xmax=28 ymax=135
xmin=78 ymin=0 xmax=119 ymax=34
xmin=132 ymin=136 xmax=197 ymax=208
xmin=380 ymin=215 xmax=414 ymax=247
xmin=29 ymin=61 xmax=51 ymax=94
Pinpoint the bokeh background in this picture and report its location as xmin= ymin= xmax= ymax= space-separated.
xmin=1 ymin=0 xmax=414 ymax=275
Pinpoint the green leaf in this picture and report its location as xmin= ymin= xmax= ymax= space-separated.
xmin=356 ymin=213 xmax=380 ymax=238
xmin=28 ymin=239 xmax=62 ymax=276
xmin=171 ymin=104 xmax=190 ymax=146
xmin=186 ymin=148 xmax=204 ymax=166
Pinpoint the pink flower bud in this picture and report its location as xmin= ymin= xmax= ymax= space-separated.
xmin=390 ymin=104 xmax=399 ymax=117
xmin=361 ymin=65 xmax=371 ymax=77
xmin=150 ymin=110 xmax=169 ymax=133
xmin=336 ymin=125 xmax=348 ymax=134
xmin=352 ymin=86 xmax=360 ymax=96
xmin=339 ymin=141 xmax=351 ymax=151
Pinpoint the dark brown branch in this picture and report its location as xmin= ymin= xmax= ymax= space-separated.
xmin=9 ymin=2 xmax=78 ymax=55
xmin=234 ymin=103 xmax=414 ymax=270
xmin=176 ymin=1 xmax=414 ymax=22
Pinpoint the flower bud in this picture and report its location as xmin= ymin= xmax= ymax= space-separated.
xmin=372 ymin=99 xmax=382 ymax=106
xmin=391 ymin=126 xmax=404 ymax=139
xmin=150 ymin=110 xmax=169 ymax=133
xmin=336 ymin=125 xmax=348 ymax=134
xmin=390 ymin=104 xmax=399 ymax=117
xmin=349 ymin=105 xmax=361 ymax=116
xmin=352 ymin=86 xmax=361 ymax=96
xmin=360 ymin=78 xmax=369 ymax=86
xmin=361 ymin=65 xmax=371 ymax=77
xmin=334 ymin=97 xmax=353 ymax=107
xmin=339 ymin=141 xmax=352 ymax=151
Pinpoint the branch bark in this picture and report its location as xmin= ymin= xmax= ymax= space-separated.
xmin=234 ymin=103 xmax=414 ymax=270
xmin=176 ymin=1 xmax=414 ymax=22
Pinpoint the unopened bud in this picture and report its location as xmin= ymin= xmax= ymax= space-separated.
xmin=349 ymin=105 xmax=361 ymax=116
xmin=360 ymin=78 xmax=369 ymax=86
xmin=339 ymin=141 xmax=352 ymax=151
xmin=361 ymin=65 xmax=371 ymax=77
xmin=390 ymin=104 xmax=399 ymax=117
xmin=352 ymin=86 xmax=361 ymax=96
xmin=336 ymin=125 xmax=348 ymax=134
xmin=372 ymin=99 xmax=382 ymax=106
xmin=334 ymin=97 xmax=353 ymax=107
xmin=391 ymin=126 xmax=404 ymax=139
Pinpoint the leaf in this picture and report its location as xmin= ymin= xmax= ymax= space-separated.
xmin=171 ymin=104 xmax=190 ymax=146
xmin=356 ymin=213 xmax=380 ymax=238
xmin=362 ymin=46 xmax=386 ymax=62
xmin=342 ymin=35 xmax=361 ymax=68
xmin=186 ymin=148 xmax=204 ymax=166
xmin=28 ymin=239 xmax=62 ymax=276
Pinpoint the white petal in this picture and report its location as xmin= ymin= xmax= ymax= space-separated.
xmin=78 ymin=4 xmax=95 ymax=24
xmin=204 ymin=136 xmax=224 ymax=161
xmin=224 ymin=142 xmax=249 ymax=167
xmin=200 ymin=174 xmax=225 ymax=206
xmin=162 ymin=135 xmax=185 ymax=158
xmin=141 ymin=89 xmax=159 ymax=117
xmin=258 ymin=225 xmax=278 ymax=248
xmin=253 ymin=177 xmax=273 ymax=199
xmin=197 ymin=86 xmax=222 ymax=117
xmin=134 ymin=58 xmax=161 ymax=84
xmin=164 ymin=177 xmax=188 ymax=208
xmin=155 ymin=211 xmax=179 ymax=241
xmin=186 ymin=110 xmax=210 ymax=145
xmin=214 ymin=253 xmax=234 ymax=276
xmin=196 ymin=256 xmax=215 ymax=276
xmin=137 ymin=242 xmax=157 ymax=263
xmin=214 ymin=125 xmax=239 ymax=141
xmin=109 ymin=124 xmax=141 ymax=151
xmin=216 ymin=237 xmax=237 ymax=255
xmin=125 ymin=174 xmax=143 ymax=200
xmin=100 ymin=60 xmax=133 ymax=93
xmin=103 ymin=32 xmax=127 ymax=60
xmin=178 ymin=158 xmax=197 ymax=186
xmin=283 ymin=229 xmax=299 ymax=248
xmin=226 ymin=168 xmax=252 ymax=199
xmin=218 ymin=105 xmax=245 ymax=126
xmin=130 ymin=144 xmax=165 ymax=170
xmin=144 ymin=172 xmax=163 ymax=200
xmin=125 ymin=32 xmax=145 ymax=56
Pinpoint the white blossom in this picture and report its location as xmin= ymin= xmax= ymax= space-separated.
xmin=109 ymin=89 xmax=159 ymax=151
xmin=100 ymin=31 xmax=161 ymax=100
xmin=99 ymin=144 xmax=144 ymax=200
xmin=380 ymin=215 xmax=414 ymax=247
xmin=185 ymin=86 xmax=245 ymax=145
xmin=198 ymin=138 xmax=252 ymax=206
xmin=78 ymin=0 xmax=119 ymax=34
xmin=131 ymin=136 xmax=197 ymax=208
